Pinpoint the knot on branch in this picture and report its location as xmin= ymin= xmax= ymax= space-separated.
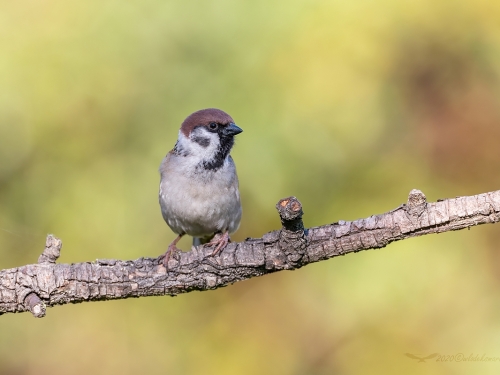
xmin=277 ymin=197 xmax=304 ymax=230
xmin=274 ymin=197 xmax=307 ymax=268
xmin=24 ymin=293 xmax=46 ymax=318
xmin=38 ymin=234 xmax=62 ymax=264
xmin=406 ymin=189 xmax=427 ymax=219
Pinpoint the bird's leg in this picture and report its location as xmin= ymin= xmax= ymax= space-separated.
xmin=163 ymin=234 xmax=183 ymax=268
xmin=208 ymin=231 xmax=230 ymax=256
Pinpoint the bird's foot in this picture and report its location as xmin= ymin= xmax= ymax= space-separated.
xmin=162 ymin=234 xmax=183 ymax=269
xmin=207 ymin=232 xmax=230 ymax=257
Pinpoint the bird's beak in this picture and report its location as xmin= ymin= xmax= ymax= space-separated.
xmin=223 ymin=123 xmax=243 ymax=136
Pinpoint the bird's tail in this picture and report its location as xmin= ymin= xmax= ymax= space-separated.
xmin=193 ymin=235 xmax=214 ymax=247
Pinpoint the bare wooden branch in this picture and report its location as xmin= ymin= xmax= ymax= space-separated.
xmin=24 ymin=292 xmax=46 ymax=318
xmin=1 ymin=188 xmax=499 ymax=317
xmin=37 ymin=234 xmax=62 ymax=264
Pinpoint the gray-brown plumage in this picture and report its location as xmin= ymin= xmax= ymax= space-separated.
xmin=159 ymin=108 xmax=243 ymax=267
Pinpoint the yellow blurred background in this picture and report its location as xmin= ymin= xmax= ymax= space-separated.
xmin=1 ymin=0 xmax=500 ymax=374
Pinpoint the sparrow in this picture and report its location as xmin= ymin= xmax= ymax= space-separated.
xmin=158 ymin=108 xmax=243 ymax=268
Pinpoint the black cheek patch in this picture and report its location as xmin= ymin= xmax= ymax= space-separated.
xmin=192 ymin=136 xmax=210 ymax=148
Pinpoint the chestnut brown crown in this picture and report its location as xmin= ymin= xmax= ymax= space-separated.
xmin=180 ymin=108 xmax=235 ymax=137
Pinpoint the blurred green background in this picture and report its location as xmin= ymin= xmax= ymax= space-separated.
xmin=1 ymin=0 xmax=500 ymax=374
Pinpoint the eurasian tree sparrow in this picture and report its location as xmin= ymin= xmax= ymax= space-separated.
xmin=159 ymin=108 xmax=243 ymax=267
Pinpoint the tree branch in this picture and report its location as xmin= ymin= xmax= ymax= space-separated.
xmin=2 ymin=189 xmax=500 ymax=318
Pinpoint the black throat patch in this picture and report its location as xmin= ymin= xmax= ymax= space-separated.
xmin=200 ymin=136 xmax=234 ymax=171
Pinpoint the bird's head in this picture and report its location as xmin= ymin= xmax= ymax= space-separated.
xmin=175 ymin=108 xmax=243 ymax=170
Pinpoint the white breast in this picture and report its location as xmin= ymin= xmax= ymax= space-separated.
xmin=159 ymin=153 xmax=242 ymax=238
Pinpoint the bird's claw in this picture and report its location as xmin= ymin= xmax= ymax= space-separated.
xmin=162 ymin=245 xmax=181 ymax=269
xmin=162 ymin=234 xmax=184 ymax=269
xmin=208 ymin=232 xmax=230 ymax=257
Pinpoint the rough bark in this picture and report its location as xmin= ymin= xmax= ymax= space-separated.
xmin=1 ymin=189 xmax=499 ymax=318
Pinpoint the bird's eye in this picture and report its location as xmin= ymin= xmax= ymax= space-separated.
xmin=209 ymin=123 xmax=218 ymax=130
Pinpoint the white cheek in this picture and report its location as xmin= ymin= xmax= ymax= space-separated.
xmin=179 ymin=129 xmax=220 ymax=160
xmin=200 ymin=134 xmax=220 ymax=157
